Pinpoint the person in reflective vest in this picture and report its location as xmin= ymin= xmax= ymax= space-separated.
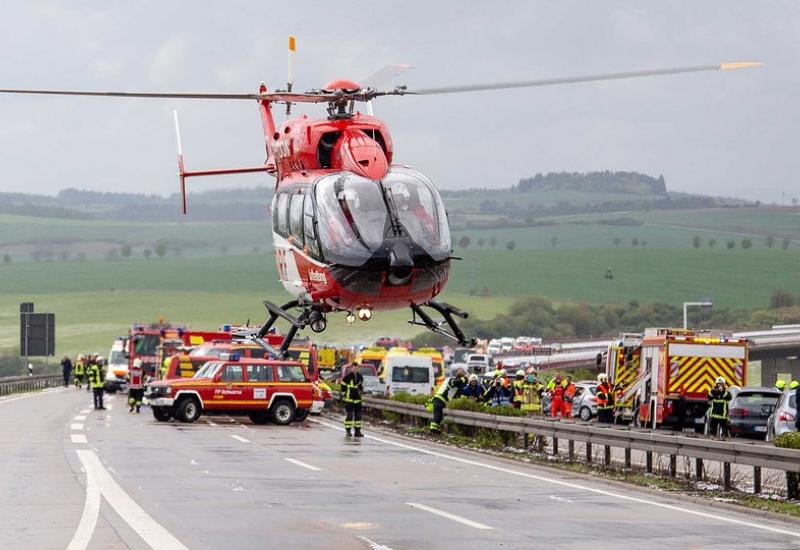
xmin=429 ymin=369 xmax=467 ymax=433
xmin=563 ymin=375 xmax=576 ymax=417
xmin=775 ymin=379 xmax=786 ymax=392
xmin=521 ymin=369 xmax=545 ymax=415
xmin=547 ymin=373 xmax=569 ymax=419
xmin=792 ymin=380 xmax=800 ymax=430
xmin=128 ymin=358 xmax=145 ymax=413
xmin=707 ymin=377 xmax=732 ymax=438
xmin=87 ymin=360 xmax=105 ymax=410
xmin=596 ymin=373 xmax=614 ymax=423
xmin=460 ymin=374 xmax=485 ymax=401
xmin=342 ymin=364 xmax=364 ymax=437
xmin=73 ymin=354 xmax=85 ymax=389
xmin=161 ymin=355 xmax=171 ymax=380
xmin=512 ymin=370 xmax=526 ymax=409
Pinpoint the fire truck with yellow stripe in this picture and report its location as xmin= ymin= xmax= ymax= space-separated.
xmin=607 ymin=328 xmax=748 ymax=430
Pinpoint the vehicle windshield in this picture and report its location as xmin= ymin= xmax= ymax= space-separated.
xmin=189 ymin=345 xmax=225 ymax=358
xmin=109 ymin=350 xmax=126 ymax=365
xmin=391 ymin=366 xmax=430 ymax=383
xmin=736 ymin=392 xmax=780 ymax=406
xmin=193 ymin=362 xmax=220 ymax=379
xmin=314 ymin=168 xmax=451 ymax=266
xmin=133 ymin=334 xmax=159 ymax=357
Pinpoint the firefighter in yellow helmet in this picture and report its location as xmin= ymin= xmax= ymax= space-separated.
xmin=87 ymin=357 xmax=105 ymax=410
xmin=707 ymin=376 xmax=732 ymax=438
xmin=73 ymin=354 xmax=85 ymax=389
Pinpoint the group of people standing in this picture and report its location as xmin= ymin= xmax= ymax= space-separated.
xmin=60 ymin=353 xmax=107 ymax=409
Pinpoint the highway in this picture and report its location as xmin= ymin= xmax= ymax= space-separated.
xmin=2 ymin=388 xmax=800 ymax=550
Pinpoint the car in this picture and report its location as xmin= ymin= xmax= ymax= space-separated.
xmin=361 ymin=373 xmax=385 ymax=397
xmin=728 ymin=387 xmax=781 ymax=439
xmin=337 ymin=363 xmax=378 ymax=383
xmin=766 ymin=388 xmax=798 ymax=441
xmin=571 ymin=382 xmax=598 ymax=421
xmin=146 ymin=357 xmax=314 ymax=425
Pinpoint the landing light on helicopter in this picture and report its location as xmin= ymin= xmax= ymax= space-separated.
xmin=357 ymin=307 xmax=373 ymax=321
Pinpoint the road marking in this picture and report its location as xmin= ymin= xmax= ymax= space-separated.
xmin=75 ymin=450 xmax=189 ymax=550
xmin=311 ymin=419 xmax=800 ymax=538
xmin=74 ymin=415 xmax=87 ymax=421
xmin=205 ymin=420 xmax=218 ymax=427
xmin=549 ymin=495 xmax=573 ymax=504
xmin=66 ymin=452 xmax=101 ymax=550
xmin=406 ymin=502 xmax=492 ymax=530
xmin=70 ymin=423 xmax=84 ymax=431
xmin=358 ymin=536 xmax=394 ymax=550
xmin=230 ymin=434 xmax=250 ymax=443
xmin=80 ymin=409 xmax=92 ymax=414
xmin=71 ymin=434 xmax=88 ymax=444
xmin=284 ymin=458 xmax=322 ymax=471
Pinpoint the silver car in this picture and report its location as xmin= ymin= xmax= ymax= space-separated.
xmin=766 ymin=389 xmax=798 ymax=441
xmin=571 ymin=382 xmax=598 ymax=421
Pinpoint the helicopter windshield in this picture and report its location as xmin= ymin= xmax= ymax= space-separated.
xmin=314 ymin=168 xmax=451 ymax=266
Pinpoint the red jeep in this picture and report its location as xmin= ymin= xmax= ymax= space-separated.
xmin=146 ymin=357 xmax=314 ymax=425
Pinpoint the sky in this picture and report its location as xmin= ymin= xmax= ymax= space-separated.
xmin=0 ymin=1 xmax=798 ymax=203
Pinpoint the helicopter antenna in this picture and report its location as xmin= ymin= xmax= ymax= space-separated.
xmin=286 ymin=35 xmax=296 ymax=116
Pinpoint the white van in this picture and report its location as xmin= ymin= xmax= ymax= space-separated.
xmin=384 ymin=355 xmax=434 ymax=397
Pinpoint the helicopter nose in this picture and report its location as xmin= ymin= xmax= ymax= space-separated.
xmin=387 ymin=242 xmax=414 ymax=286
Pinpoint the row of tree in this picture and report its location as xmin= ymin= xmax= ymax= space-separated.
xmin=691 ymin=236 xmax=792 ymax=250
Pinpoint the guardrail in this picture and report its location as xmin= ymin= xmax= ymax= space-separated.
xmin=354 ymin=395 xmax=800 ymax=495
xmin=0 ymin=374 xmax=63 ymax=397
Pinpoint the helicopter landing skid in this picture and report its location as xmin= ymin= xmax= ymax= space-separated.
xmin=408 ymin=301 xmax=475 ymax=347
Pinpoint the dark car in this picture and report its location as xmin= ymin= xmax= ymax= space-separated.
xmin=729 ymin=387 xmax=781 ymax=439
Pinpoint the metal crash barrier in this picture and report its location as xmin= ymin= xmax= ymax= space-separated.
xmin=0 ymin=374 xmax=63 ymax=397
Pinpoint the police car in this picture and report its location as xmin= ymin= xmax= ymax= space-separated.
xmin=146 ymin=355 xmax=317 ymax=425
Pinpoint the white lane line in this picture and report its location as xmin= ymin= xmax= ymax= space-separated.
xmin=284 ymin=458 xmax=322 ymax=472
xmin=66 ymin=452 xmax=101 ymax=550
xmin=80 ymin=409 xmax=92 ymax=414
xmin=74 ymin=415 xmax=87 ymax=421
xmin=549 ymin=495 xmax=573 ymax=504
xmin=70 ymin=423 xmax=84 ymax=431
xmin=230 ymin=434 xmax=250 ymax=443
xmin=205 ymin=420 xmax=218 ymax=427
xmin=71 ymin=434 xmax=88 ymax=444
xmin=407 ymin=502 xmax=492 ymax=530
xmin=75 ymin=450 xmax=189 ymax=550
xmin=358 ymin=536 xmax=394 ymax=550
xmin=311 ymin=419 xmax=800 ymax=538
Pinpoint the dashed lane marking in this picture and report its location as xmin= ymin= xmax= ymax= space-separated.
xmin=79 ymin=409 xmax=92 ymax=414
xmin=70 ymin=423 xmax=84 ymax=431
xmin=358 ymin=536 xmax=394 ymax=550
xmin=66 ymin=451 xmax=101 ymax=550
xmin=310 ymin=419 xmax=800 ymax=538
xmin=406 ymin=502 xmax=493 ymax=530
xmin=230 ymin=434 xmax=251 ymax=444
xmin=73 ymin=415 xmax=87 ymax=421
xmin=74 ymin=450 xmax=189 ymax=550
xmin=71 ymin=434 xmax=88 ymax=444
xmin=284 ymin=458 xmax=322 ymax=471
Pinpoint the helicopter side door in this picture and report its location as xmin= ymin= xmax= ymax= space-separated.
xmin=272 ymin=187 xmax=305 ymax=298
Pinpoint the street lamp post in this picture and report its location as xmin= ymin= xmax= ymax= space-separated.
xmin=683 ymin=299 xmax=713 ymax=329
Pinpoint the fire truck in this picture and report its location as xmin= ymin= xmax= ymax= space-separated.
xmin=127 ymin=322 xmax=186 ymax=378
xmin=608 ymin=328 xmax=748 ymax=430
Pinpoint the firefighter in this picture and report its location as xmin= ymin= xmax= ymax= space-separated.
xmin=707 ymin=377 xmax=732 ymax=437
xmin=342 ymin=363 xmax=364 ymax=437
xmin=492 ymin=362 xmax=504 ymax=379
xmin=60 ymin=355 xmax=73 ymax=387
xmin=547 ymin=373 xmax=569 ymax=418
xmin=460 ymin=374 xmax=485 ymax=401
xmin=775 ymin=379 xmax=786 ymax=392
xmin=85 ymin=354 xmax=98 ymax=391
xmin=512 ymin=369 xmax=526 ymax=409
xmin=160 ymin=354 xmax=171 ymax=380
xmin=429 ymin=368 xmax=467 ymax=433
xmin=485 ymin=375 xmax=513 ymax=407
xmin=793 ymin=380 xmax=800 ymax=431
xmin=73 ymin=354 xmax=85 ymax=389
xmin=86 ymin=358 xmax=105 ymax=410
xmin=128 ymin=358 xmax=145 ymax=413
xmin=564 ymin=375 xmax=576 ymax=417
xmin=520 ymin=369 xmax=544 ymax=415
xmin=596 ymin=373 xmax=614 ymax=423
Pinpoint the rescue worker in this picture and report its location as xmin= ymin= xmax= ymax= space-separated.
xmin=430 ymin=368 xmax=467 ymax=433
xmin=520 ymin=369 xmax=545 ymax=415
xmin=492 ymin=362 xmax=504 ymax=379
xmin=460 ymin=374 xmax=485 ymax=401
xmin=160 ymin=354 xmax=170 ymax=380
xmin=707 ymin=377 xmax=732 ymax=438
xmin=73 ymin=354 xmax=85 ymax=389
xmin=775 ymin=379 xmax=786 ymax=392
xmin=547 ymin=373 xmax=569 ymax=418
xmin=596 ymin=373 xmax=614 ymax=423
xmin=512 ymin=369 xmax=526 ymax=409
xmin=86 ymin=358 xmax=105 ymax=410
xmin=792 ymin=380 xmax=800 ymax=430
xmin=564 ymin=375 xmax=576 ymax=417
xmin=342 ymin=363 xmax=364 ymax=437
xmin=128 ymin=358 xmax=145 ymax=413
xmin=60 ymin=355 xmax=73 ymax=387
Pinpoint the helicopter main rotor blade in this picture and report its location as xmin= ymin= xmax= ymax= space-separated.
xmin=360 ymin=64 xmax=413 ymax=89
xmin=0 ymin=88 xmax=336 ymax=103
xmin=396 ymin=62 xmax=763 ymax=96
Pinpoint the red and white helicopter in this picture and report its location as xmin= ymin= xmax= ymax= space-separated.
xmin=0 ymin=38 xmax=760 ymax=356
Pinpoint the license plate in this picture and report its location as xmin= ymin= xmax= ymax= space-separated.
xmin=754 ymin=426 xmax=767 ymax=432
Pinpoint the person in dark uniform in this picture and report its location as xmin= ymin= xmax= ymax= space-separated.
xmin=341 ymin=364 xmax=364 ymax=437
xmin=60 ymin=355 xmax=73 ymax=387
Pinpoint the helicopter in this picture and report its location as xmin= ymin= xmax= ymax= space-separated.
xmin=0 ymin=37 xmax=761 ymax=356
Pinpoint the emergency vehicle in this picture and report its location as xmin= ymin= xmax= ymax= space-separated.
xmin=146 ymin=356 xmax=316 ymax=425
xmin=318 ymin=346 xmax=337 ymax=371
xmin=355 ymin=346 xmax=388 ymax=372
xmin=608 ymin=328 xmax=748 ymax=430
xmin=128 ymin=322 xmax=185 ymax=377
xmin=412 ymin=347 xmax=445 ymax=385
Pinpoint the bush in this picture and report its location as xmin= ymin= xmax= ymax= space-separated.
xmin=774 ymin=432 xmax=800 ymax=499
xmin=391 ymin=392 xmax=430 ymax=405
xmin=774 ymin=432 xmax=800 ymax=450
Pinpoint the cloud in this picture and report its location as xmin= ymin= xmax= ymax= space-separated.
xmin=149 ymin=35 xmax=190 ymax=86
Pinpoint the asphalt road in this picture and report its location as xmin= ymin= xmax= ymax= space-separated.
xmin=2 ymin=388 xmax=800 ymax=550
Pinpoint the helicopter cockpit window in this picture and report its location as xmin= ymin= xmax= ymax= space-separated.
xmin=289 ymin=193 xmax=305 ymax=245
xmin=382 ymin=168 xmax=451 ymax=261
xmin=314 ymin=173 xmax=388 ymax=266
xmin=273 ymin=192 xmax=290 ymax=237
xmin=304 ymin=194 xmax=321 ymax=259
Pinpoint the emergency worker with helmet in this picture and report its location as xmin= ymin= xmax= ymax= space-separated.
xmin=707 ymin=376 xmax=732 ymax=438
xmin=73 ymin=354 xmax=85 ymax=389
xmin=128 ymin=358 xmax=145 ymax=413
xmin=520 ymin=368 xmax=545 ymax=415
xmin=547 ymin=373 xmax=569 ymax=418
xmin=596 ymin=373 xmax=614 ymax=423
xmin=429 ymin=368 xmax=467 ymax=433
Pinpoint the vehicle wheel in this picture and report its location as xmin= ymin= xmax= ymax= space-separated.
xmin=249 ymin=411 xmax=269 ymax=425
xmin=579 ymin=406 xmax=592 ymax=422
xmin=270 ymin=400 xmax=295 ymax=425
xmin=152 ymin=407 xmax=172 ymax=422
xmin=176 ymin=398 xmax=201 ymax=423
xmin=294 ymin=408 xmax=310 ymax=422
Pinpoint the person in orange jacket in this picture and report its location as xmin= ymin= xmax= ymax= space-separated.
xmin=563 ymin=375 xmax=576 ymax=417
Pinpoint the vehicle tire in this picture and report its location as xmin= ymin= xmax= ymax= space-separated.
xmin=176 ymin=398 xmax=201 ymax=423
xmin=249 ymin=411 xmax=269 ymax=425
xmin=294 ymin=408 xmax=310 ymax=422
xmin=270 ymin=400 xmax=295 ymax=425
xmin=152 ymin=407 xmax=172 ymax=422
xmin=579 ymin=406 xmax=592 ymax=422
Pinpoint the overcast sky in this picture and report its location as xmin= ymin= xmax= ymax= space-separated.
xmin=0 ymin=1 xmax=798 ymax=203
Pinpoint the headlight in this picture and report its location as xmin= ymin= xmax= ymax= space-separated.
xmin=165 ymin=387 xmax=172 ymax=395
